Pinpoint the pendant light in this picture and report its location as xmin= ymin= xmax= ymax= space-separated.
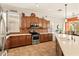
xmin=65 ymin=4 xmax=67 ymax=19
xmin=64 ymin=4 xmax=67 ymax=33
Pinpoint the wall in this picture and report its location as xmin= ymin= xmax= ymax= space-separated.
xmin=1 ymin=4 xmax=65 ymax=34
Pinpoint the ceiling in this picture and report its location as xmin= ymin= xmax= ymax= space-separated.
xmin=1 ymin=3 xmax=64 ymax=12
xmin=1 ymin=3 xmax=79 ymax=18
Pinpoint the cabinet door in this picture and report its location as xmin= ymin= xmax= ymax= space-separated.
xmin=26 ymin=35 xmax=32 ymax=45
xmin=38 ymin=18 xmax=43 ymax=29
xmin=18 ymin=35 xmax=26 ymax=46
xmin=5 ymin=37 xmax=11 ymax=49
xmin=21 ymin=17 xmax=27 ymax=28
xmin=36 ymin=17 xmax=39 ymax=24
xmin=9 ymin=36 xmax=19 ymax=48
xmin=56 ymin=39 xmax=63 ymax=56
xmin=40 ymin=34 xmax=44 ymax=43
xmin=47 ymin=21 xmax=50 ymax=28
xmin=26 ymin=16 xmax=31 ymax=28
xmin=48 ymin=34 xmax=52 ymax=41
xmin=40 ymin=34 xmax=48 ymax=43
xmin=44 ymin=34 xmax=49 ymax=42
xmin=20 ymin=17 xmax=27 ymax=33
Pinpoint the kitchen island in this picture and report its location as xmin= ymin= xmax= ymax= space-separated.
xmin=55 ymin=33 xmax=79 ymax=56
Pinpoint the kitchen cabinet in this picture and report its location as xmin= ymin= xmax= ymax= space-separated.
xmin=40 ymin=34 xmax=52 ymax=43
xmin=20 ymin=13 xmax=50 ymax=33
xmin=26 ymin=16 xmax=31 ymax=28
xmin=5 ymin=33 xmax=52 ymax=49
xmin=5 ymin=35 xmax=32 ymax=49
xmin=48 ymin=33 xmax=53 ymax=41
xmin=56 ymin=38 xmax=64 ymax=56
xmin=42 ymin=19 xmax=45 ymax=28
xmin=21 ymin=17 xmax=27 ymax=28
xmin=8 ymin=36 xmax=26 ymax=48
xmin=26 ymin=35 xmax=32 ymax=45
xmin=20 ymin=16 xmax=30 ymax=33
xmin=39 ymin=34 xmax=43 ymax=43
xmin=41 ymin=18 xmax=50 ymax=29
xmin=30 ymin=16 xmax=38 ymax=25
xmin=5 ymin=38 xmax=10 ymax=49
xmin=38 ymin=18 xmax=43 ymax=28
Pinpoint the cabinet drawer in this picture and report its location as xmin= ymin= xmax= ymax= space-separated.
xmin=26 ymin=35 xmax=32 ymax=45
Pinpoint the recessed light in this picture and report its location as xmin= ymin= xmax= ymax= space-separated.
xmin=57 ymin=9 xmax=63 ymax=11
xmin=48 ymin=9 xmax=52 ymax=11
xmin=36 ymin=4 xmax=39 ymax=8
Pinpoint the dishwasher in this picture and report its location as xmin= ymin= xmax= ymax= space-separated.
xmin=0 ymin=5 xmax=7 ymax=56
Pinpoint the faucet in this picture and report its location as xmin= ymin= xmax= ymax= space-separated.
xmin=71 ymin=35 xmax=75 ymax=42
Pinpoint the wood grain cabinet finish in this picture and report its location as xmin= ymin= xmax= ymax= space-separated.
xmin=26 ymin=35 xmax=32 ymax=45
xmin=40 ymin=34 xmax=52 ymax=43
xmin=26 ymin=16 xmax=31 ymax=28
xmin=56 ymin=38 xmax=64 ymax=56
xmin=40 ymin=34 xmax=45 ymax=43
xmin=20 ymin=13 xmax=50 ymax=33
xmin=5 ymin=37 xmax=11 ymax=49
xmin=5 ymin=34 xmax=52 ymax=49
xmin=5 ymin=35 xmax=32 ymax=49
xmin=48 ymin=33 xmax=53 ymax=41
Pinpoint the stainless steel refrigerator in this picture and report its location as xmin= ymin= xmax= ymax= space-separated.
xmin=0 ymin=5 xmax=7 ymax=56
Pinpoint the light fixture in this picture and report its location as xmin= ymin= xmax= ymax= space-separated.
xmin=57 ymin=9 xmax=63 ymax=11
xmin=35 ymin=4 xmax=39 ymax=8
xmin=63 ymin=4 xmax=67 ymax=34
xmin=65 ymin=4 xmax=67 ymax=19
xmin=48 ymin=9 xmax=52 ymax=11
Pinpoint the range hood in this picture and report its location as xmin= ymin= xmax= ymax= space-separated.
xmin=30 ymin=24 xmax=39 ymax=29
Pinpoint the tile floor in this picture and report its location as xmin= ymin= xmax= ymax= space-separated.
xmin=7 ymin=41 xmax=56 ymax=56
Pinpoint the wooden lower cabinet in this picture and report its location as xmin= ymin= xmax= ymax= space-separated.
xmin=56 ymin=38 xmax=64 ymax=56
xmin=40 ymin=34 xmax=52 ymax=43
xmin=40 ymin=34 xmax=45 ymax=43
xmin=48 ymin=33 xmax=53 ymax=41
xmin=5 ymin=35 xmax=32 ymax=49
xmin=5 ymin=33 xmax=52 ymax=49
xmin=26 ymin=35 xmax=32 ymax=45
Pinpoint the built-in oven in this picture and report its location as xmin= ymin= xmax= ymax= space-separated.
xmin=30 ymin=31 xmax=40 ymax=45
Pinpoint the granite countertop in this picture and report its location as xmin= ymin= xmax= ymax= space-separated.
xmin=55 ymin=33 xmax=79 ymax=56
xmin=6 ymin=32 xmax=52 ymax=39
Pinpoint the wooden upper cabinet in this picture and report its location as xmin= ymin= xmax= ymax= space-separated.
xmin=26 ymin=16 xmax=31 ymax=28
xmin=21 ymin=17 xmax=27 ymax=28
xmin=42 ymin=18 xmax=50 ymax=29
xmin=42 ymin=19 xmax=46 ymax=28
xmin=20 ymin=13 xmax=50 ymax=33
xmin=35 ymin=17 xmax=39 ymax=24
xmin=30 ymin=16 xmax=38 ymax=25
xmin=47 ymin=21 xmax=50 ymax=28
xmin=38 ymin=18 xmax=43 ymax=28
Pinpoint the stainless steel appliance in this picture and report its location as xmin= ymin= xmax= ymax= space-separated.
xmin=0 ymin=5 xmax=7 ymax=56
xmin=30 ymin=31 xmax=40 ymax=45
